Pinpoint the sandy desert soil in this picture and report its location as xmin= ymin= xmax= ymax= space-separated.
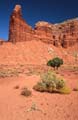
xmin=0 ymin=67 xmax=78 ymax=120
xmin=0 ymin=41 xmax=78 ymax=120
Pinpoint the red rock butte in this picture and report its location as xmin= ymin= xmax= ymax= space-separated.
xmin=6 ymin=4 xmax=78 ymax=48
xmin=0 ymin=4 xmax=78 ymax=49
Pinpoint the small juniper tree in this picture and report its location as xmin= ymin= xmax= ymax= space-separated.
xmin=47 ymin=57 xmax=63 ymax=70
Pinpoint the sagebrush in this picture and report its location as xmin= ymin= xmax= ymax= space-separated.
xmin=33 ymin=71 xmax=71 ymax=94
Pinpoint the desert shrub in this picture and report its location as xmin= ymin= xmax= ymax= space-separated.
xmin=33 ymin=82 xmax=47 ymax=92
xmin=33 ymin=71 xmax=70 ymax=94
xmin=56 ymin=79 xmax=65 ymax=89
xmin=47 ymin=57 xmax=63 ymax=70
xmin=21 ymin=87 xmax=32 ymax=97
xmin=41 ymin=71 xmax=65 ymax=89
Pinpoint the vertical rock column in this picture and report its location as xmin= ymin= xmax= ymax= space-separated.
xmin=8 ymin=5 xmax=32 ymax=43
xmin=8 ymin=5 xmax=22 ymax=43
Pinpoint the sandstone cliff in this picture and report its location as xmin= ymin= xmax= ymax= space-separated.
xmin=8 ymin=5 xmax=78 ymax=48
xmin=8 ymin=5 xmax=32 ymax=43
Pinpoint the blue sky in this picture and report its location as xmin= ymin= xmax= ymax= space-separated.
xmin=0 ymin=0 xmax=78 ymax=40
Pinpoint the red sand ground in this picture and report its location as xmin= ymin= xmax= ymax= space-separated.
xmin=0 ymin=41 xmax=78 ymax=120
xmin=0 ymin=70 xmax=78 ymax=120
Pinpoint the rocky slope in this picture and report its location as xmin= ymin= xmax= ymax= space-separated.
xmin=0 ymin=40 xmax=77 ymax=65
xmin=8 ymin=5 xmax=78 ymax=48
xmin=0 ymin=5 xmax=78 ymax=65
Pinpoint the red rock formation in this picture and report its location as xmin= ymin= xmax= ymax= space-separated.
xmin=8 ymin=5 xmax=78 ymax=48
xmin=34 ymin=21 xmax=54 ymax=44
xmin=8 ymin=5 xmax=32 ymax=43
xmin=0 ymin=39 xmax=4 ymax=45
xmin=55 ymin=19 xmax=78 ymax=47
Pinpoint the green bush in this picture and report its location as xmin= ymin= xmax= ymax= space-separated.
xmin=33 ymin=71 xmax=70 ymax=94
xmin=47 ymin=57 xmax=63 ymax=70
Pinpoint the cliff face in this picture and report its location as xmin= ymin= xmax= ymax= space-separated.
xmin=8 ymin=5 xmax=78 ymax=48
xmin=8 ymin=5 xmax=32 ymax=43
xmin=53 ymin=19 xmax=78 ymax=47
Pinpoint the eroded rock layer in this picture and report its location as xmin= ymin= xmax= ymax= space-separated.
xmin=8 ymin=5 xmax=78 ymax=48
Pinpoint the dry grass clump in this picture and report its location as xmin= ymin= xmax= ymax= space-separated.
xmin=0 ymin=69 xmax=19 ymax=78
xmin=58 ymin=86 xmax=71 ymax=94
xmin=33 ymin=71 xmax=71 ymax=94
xmin=21 ymin=87 xmax=32 ymax=97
